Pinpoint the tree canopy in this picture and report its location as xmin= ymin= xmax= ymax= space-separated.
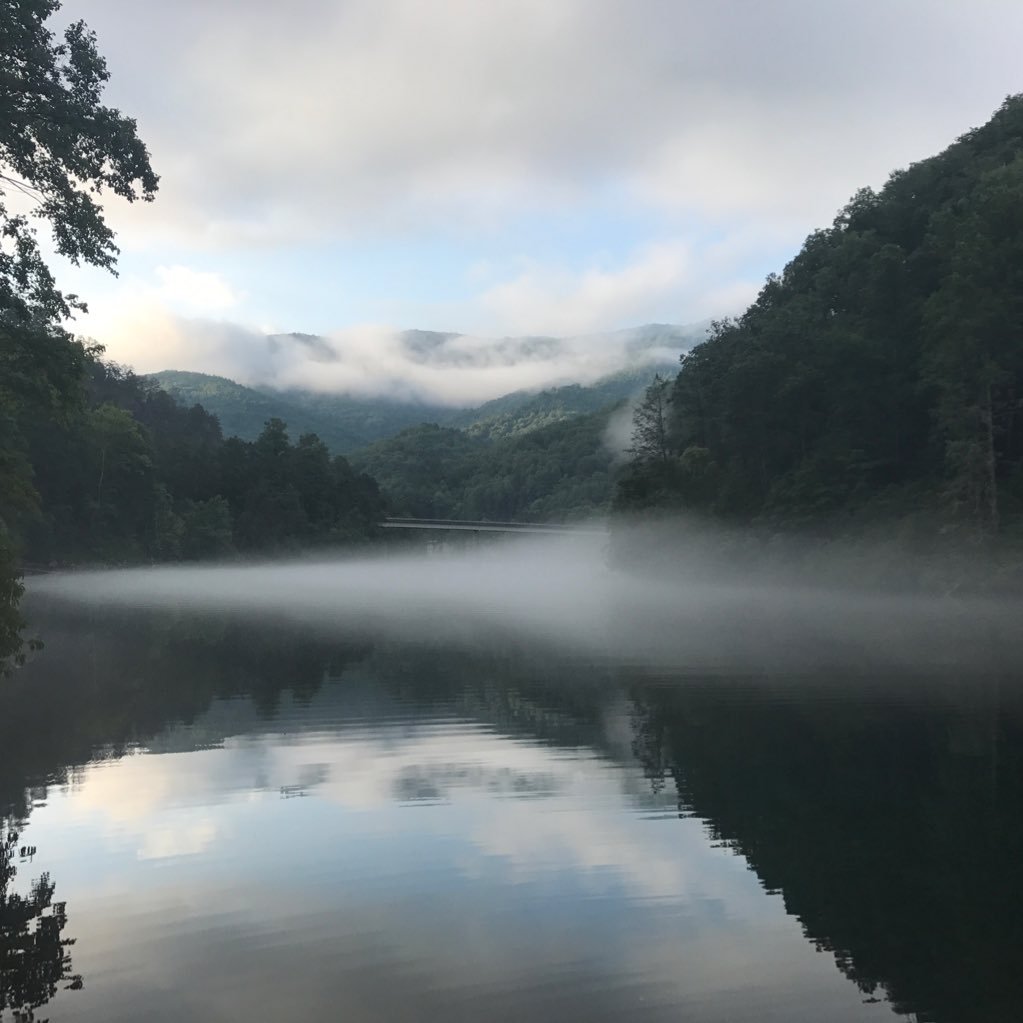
xmin=354 ymin=408 xmax=619 ymax=523
xmin=617 ymin=95 xmax=1023 ymax=554
xmin=0 ymin=0 xmax=158 ymax=323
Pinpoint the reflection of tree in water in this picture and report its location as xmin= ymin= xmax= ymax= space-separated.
xmin=0 ymin=825 xmax=82 ymax=1021
xmin=0 ymin=611 xmax=371 ymax=1018
xmin=0 ymin=609 xmax=371 ymax=822
xmin=631 ymin=677 xmax=1023 ymax=1023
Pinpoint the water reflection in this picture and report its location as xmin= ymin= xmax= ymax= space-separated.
xmin=0 ymin=827 xmax=82 ymax=1021
xmin=1 ymin=608 xmax=1021 ymax=1021
xmin=0 ymin=609 xmax=370 ymax=821
xmin=632 ymin=676 xmax=1023 ymax=1023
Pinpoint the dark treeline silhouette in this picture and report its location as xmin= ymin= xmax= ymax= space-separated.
xmin=630 ymin=676 xmax=1023 ymax=1022
xmin=1 ymin=825 xmax=83 ymax=1021
xmin=617 ymin=96 xmax=1023 ymax=555
xmin=22 ymin=357 xmax=386 ymax=566
xmin=0 ymin=3 xmax=380 ymax=670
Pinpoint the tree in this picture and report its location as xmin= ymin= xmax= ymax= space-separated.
xmin=86 ymin=402 xmax=154 ymax=554
xmin=0 ymin=0 xmax=158 ymax=324
xmin=179 ymin=496 xmax=233 ymax=560
xmin=629 ymin=374 xmax=673 ymax=466
xmin=0 ymin=1 xmax=157 ymax=669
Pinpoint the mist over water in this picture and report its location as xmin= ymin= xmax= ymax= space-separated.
xmin=29 ymin=525 xmax=1023 ymax=673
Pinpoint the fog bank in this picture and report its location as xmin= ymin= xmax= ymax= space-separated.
xmin=28 ymin=530 xmax=1023 ymax=673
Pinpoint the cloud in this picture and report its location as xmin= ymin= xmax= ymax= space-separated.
xmin=76 ymin=259 xmax=713 ymax=402
xmin=139 ymin=818 xmax=218 ymax=861
xmin=59 ymin=0 xmax=1023 ymax=249
xmin=89 ymin=312 xmax=699 ymax=404
xmin=82 ymin=263 xmax=244 ymax=339
xmin=603 ymin=401 xmax=639 ymax=461
xmin=474 ymin=242 xmax=692 ymax=336
xmin=153 ymin=265 xmax=243 ymax=312
xmin=468 ymin=240 xmax=763 ymax=336
xmin=48 ymin=0 xmax=1023 ymax=382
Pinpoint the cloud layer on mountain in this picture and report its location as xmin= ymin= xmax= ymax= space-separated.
xmin=117 ymin=318 xmax=701 ymax=406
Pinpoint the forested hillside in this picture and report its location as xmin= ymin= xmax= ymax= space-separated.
xmin=153 ymin=370 xmax=455 ymax=452
xmin=153 ymin=356 xmax=681 ymax=453
xmin=354 ymin=409 xmax=619 ymax=521
xmin=448 ymin=364 xmax=678 ymax=440
xmin=151 ymin=364 xmax=672 ymax=525
xmin=18 ymin=359 xmax=384 ymax=566
xmin=618 ymin=95 xmax=1023 ymax=547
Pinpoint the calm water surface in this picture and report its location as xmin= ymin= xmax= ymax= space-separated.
xmin=1 ymin=603 xmax=1021 ymax=1022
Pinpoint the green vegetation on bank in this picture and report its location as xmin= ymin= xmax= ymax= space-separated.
xmin=22 ymin=359 xmax=384 ymax=566
xmin=617 ymin=96 xmax=1023 ymax=554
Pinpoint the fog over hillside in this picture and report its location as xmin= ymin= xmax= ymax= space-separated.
xmin=150 ymin=321 xmax=706 ymax=406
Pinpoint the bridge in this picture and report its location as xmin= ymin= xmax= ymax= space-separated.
xmin=380 ymin=517 xmax=608 ymax=536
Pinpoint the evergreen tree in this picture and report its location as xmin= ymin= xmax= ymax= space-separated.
xmin=629 ymin=375 xmax=673 ymax=466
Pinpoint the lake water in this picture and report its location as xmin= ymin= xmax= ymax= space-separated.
xmin=4 ymin=550 xmax=1023 ymax=1022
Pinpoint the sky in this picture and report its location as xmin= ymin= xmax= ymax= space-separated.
xmin=44 ymin=0 xmax=1023 ymax=401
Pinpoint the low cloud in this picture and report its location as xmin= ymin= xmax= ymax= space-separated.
xmin=92 ymin=313 xmax=700 ymax=406
xmin=603 ymin=401 xmax=639 ymax=461
xmin=152 ymin=265 xmax=244 ymax=311
xmin=476 ymin=242 xmax=692 ymax=336
xmin=468 ymin=241 xmax=763 ymax=337
xmin=79 ymin=257 xmax=714 ymax=403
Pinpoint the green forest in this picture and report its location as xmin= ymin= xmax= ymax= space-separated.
xmin=353 ymin=410 xmax=618 ymax=522
xmin=617 ymin=95 xmax=1023 ymax=552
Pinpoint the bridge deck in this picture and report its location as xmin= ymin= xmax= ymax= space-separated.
xmin=381 ymin=517 xmax=608 ymax=535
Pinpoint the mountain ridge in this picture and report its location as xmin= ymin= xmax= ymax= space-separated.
xmin=150 ymin=322 xmax=700 ymax=453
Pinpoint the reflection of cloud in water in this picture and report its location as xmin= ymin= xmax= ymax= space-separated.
xmin=69 ymin=749 xmax=262 ymax=823
xmin=17 ymin=671 xmax=899 ymax=1023
xmin=50 ymin=707 xmax=740 ymax=908
xmin=139 ymin=818 xmax=218 ymax=861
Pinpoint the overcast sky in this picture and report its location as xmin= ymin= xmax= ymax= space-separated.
xmin=49 ymin=0 xmax=1023 ymax=400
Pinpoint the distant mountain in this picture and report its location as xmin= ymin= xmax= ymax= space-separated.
xmin=151 ymin=322 xmax=699 ymax=453
xmin=151 ymin=370 xmax=455 ymax=452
